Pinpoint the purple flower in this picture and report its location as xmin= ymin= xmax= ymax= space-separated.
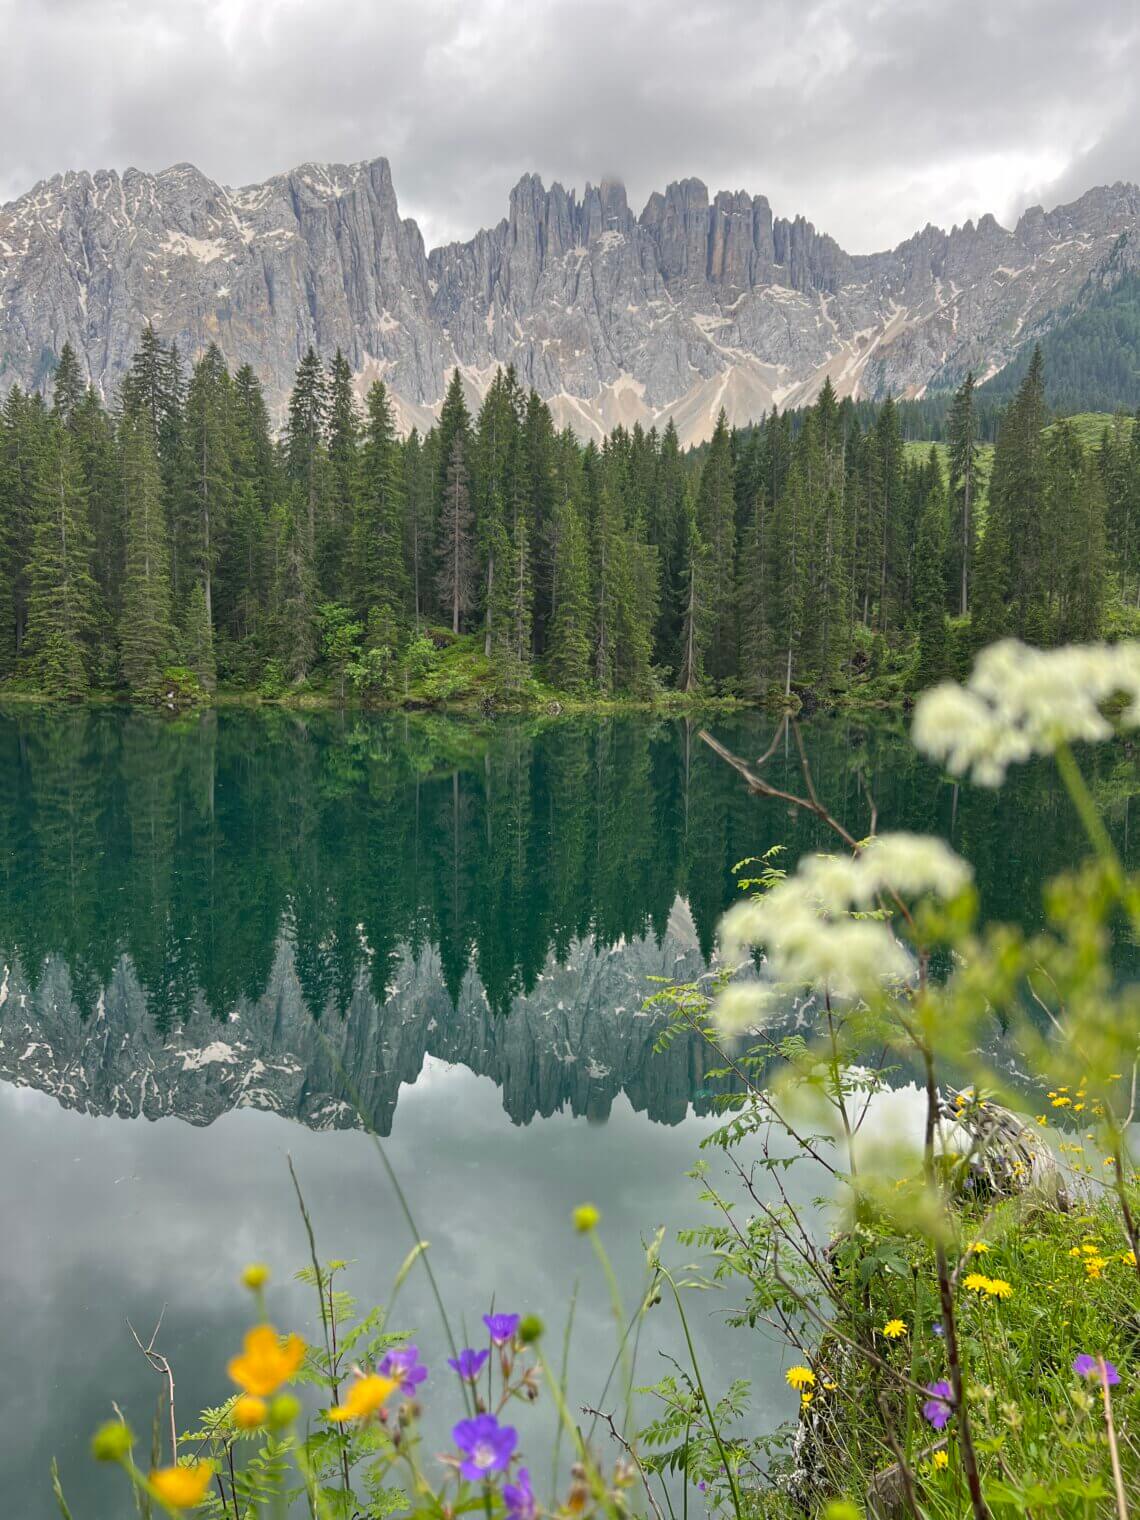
xmin=1073 ymin=1353 xmax=1120 ymax=1386
xmin=923 ymin=1381 xmax=953 ymax=1430
xmin=483 ymin=1313 xmax=521 ymax=1347
xmin=503 ymin=1466 xmax=536 ymax=1520
xmin=448 ymin=1348 xmax=490 ymax=1382
xmin=932 ymin=1323 xmax=945 ymax=1338
xmin=452 ymin=1413 xmax=518 ymax=1481
xmin=379 ymin=1343 xmax=428 ymax=1396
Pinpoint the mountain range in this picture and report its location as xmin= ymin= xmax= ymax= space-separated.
xmin=3 ymin=155 xmax=1140 ymax=444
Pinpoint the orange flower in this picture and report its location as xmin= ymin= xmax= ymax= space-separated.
xmin=232 ymin=1395 xmax=268 ymax=1430
xmin=227 ymin=1325 xmax=306 ymax=1396
xmin=149 ymin=1462 xmax=213 ymax=1508
xmin=327 ymin=1372 xmax=399 ymax=1422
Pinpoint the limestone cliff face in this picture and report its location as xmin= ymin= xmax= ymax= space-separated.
xmin=3 ymin=155 xmax=1138 ymax=443
xmin=0 ymin=901 xmax=736 ymax=1133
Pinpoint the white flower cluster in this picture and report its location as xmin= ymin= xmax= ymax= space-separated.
xmin=714 ymin=832 xmax=971 ymax=1032
xmin=912 ymin=639 xmax=1140 ymax=787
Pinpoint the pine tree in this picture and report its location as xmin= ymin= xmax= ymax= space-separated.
xmin=51 ymin=343 xmax=86 ymax=428
xmin=353 ymin=380 xmax=407 ymax=628
xmin=694 ymin=410 xmax=737 ymax=683
xmin=25 ymin=416 xmax=96 ymax=695
xmin=546 ymin=498 xmax=591 ymax=690
xmin=323 ymin=350 xmax=360 ymax=598
xmin=284 ymin=347 xmax=329 ymax=564
xmin=913 ymin=448 xmax=950 ymax=689
xmin=436 ymin=437 xmax=475 ymax=634
xmin=676 ymin=493 xmax=713 ymax=692
xmin=119 ymin=413 xmax=173 ymax=695
xmin=946 ymin=371 xmax=979 ymax=615
xmin=182 ymin=344 xmax=233 ymax=682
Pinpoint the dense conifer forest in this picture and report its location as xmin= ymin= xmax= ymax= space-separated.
xmin=1 ymin=332 xmax=1137 ymax=706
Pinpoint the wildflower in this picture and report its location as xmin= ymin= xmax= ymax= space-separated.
xmin=232 ymin=1396 xmax=267 ymax=1430
xmin=573 ymin=1203 xmax=600 ymax=1233
xmin=227 ymin=1325 xmax=306 ymax=1397
xmin=91 ymin=1422 xmax=134 ymax=1463
xmin=448 ymin=1348 xmax=490 ymax=1381
xmin=785 ymin=1366 xmax=816 ymax=1392
xmin=241 ymin=1263 xmax=270 ymax=1290
xmin=483 ymin=1313 xmax=521 ymax=1347
xmin=327 ymin=1373 xmax=399 ymax=1422
xmin=1036 ymin=1115 xmax=1047 ymax=1126
xmin=1073 ymin=1354 xmax=1120 ymax=1386
xmin=823 ymin=1380 xmax=839 ymax=1391
xmin=1052 ymin=1097 xmax=1072 ymax=1108
xmin=503 ymin=1467 xmax=536 ymax=1520
xmin=801 ymin=1392 xmax=814 ymax=1408
xmin=379 ymin=1344 xmax=428 ymax=1396
xmin=967 ymin=1241 xmax=989 ymax=1255
xmin=963 ymin=1272 xmax=990 ymax=1292
xmin=1085 ymin=1256 xmax=1108 ymax=1279
xmin=912 ymin=640 xmax=1140 ymax=787
xmin=452 ymin=1413 xmax=518 ymax=1480
xmin=923 ymin=1382 xmax=953 ymax=1431
xmin=983 ymin=1278 xmax=1012 ymax=1299
xmin=883 ymin=1319 xmax=906 ymax=1339
xmin=931 ymin=1450 xmax=950 ymax=1471
xmin=1122 ymin=1251 xmax=1137 ymax=1266
xmin=149 ymin=1462 xmax=214 ymax=1509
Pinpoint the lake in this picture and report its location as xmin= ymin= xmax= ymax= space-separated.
xmin=1 ymin=707 xmax=1135 ymax=1516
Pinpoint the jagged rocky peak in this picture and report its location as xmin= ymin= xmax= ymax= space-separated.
xmin=2 ymin=153 xmax=1140 ymax=445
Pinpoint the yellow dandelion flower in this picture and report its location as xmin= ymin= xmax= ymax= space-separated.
xmin=963 ymin=1272 xmax=990 ymax=1292
xmin=883 ymin=1319 xmax=906 ymax=1339
xmin=1074 ymin=1104 xmax=1085 ymax=1113
xmin=931 ymin=1450 xmax=949 ymax=1471
xmin=227 ymin=1325 xmax=307 ymax=1397
xmin=327 ymin=1373 xmax=398 ymax=1423
xmin=982 ymin=1278 xmax=1012 ymax=1299
xmin=1069 ymin=1247 xmax=1083 ymax=1258
xmin=1058 ymin=1086 xmax=1070 ymax=1093
xmin=149 ymin=1462 xmax=214 ymax=1509
xmin=785 ymin=1366 xmax=816 ymax=1391
xmin=232 ymin=1396 xmax=267 ymax=1430
xmin=1052 ymin=1097 xmax=1072 ymax=1108
xmin=1085 ymin=1256 xmax=1107 ymax=1278
xmin=801 ymin=1392 xmax=814 ymax=1407
xmin=1122 ymin=1251 xmax=1137 ymax=1266
xmin=968 ymin=1241 xmax=989 ymax=1254
xmin=823 ymin=1381 xmax=839 ymax=1391
xmin=1036 ymin=1115 xmax=1047 ymax=1126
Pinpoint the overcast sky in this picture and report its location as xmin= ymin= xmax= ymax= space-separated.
xmin=1 ymin=0 xmax=1136 ymax=252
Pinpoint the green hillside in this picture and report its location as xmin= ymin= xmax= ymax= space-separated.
xmin=981 ymin=271 xmax=1140 ymax=413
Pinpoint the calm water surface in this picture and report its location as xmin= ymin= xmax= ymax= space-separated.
xmin=1 ymin=708 xmax=1136 ymax=1516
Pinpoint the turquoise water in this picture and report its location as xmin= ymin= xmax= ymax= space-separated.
xmin=0 ymin=708 xmax=1135 ymax=1515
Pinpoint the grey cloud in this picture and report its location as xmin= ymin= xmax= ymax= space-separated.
xmin=0 ymin=0 xmax=1137 ymax=253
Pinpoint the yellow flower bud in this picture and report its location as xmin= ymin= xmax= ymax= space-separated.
xmin=573 ymin=1203 xmax=601 ymax=1233
xmin=241 ymin=1262 xmax=270 ymax=1290
xmin=268 ymin=1393 xmax=302 ymax=1429
xmin=91 ymin=1421 xmax=134 ymax=1463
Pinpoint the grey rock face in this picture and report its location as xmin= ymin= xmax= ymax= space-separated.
xmin=2 ymin=156 xmax=1138 ymax=444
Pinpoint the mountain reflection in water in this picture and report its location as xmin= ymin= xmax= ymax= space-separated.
xmin=0 ymin=705 xmax=1135 ymax=1131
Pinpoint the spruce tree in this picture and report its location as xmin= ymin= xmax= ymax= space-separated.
xmin=119 ymin=413 xmax=173 ymax=695
xmin=694 ymin=410 xmax=737 ymax=683
xmin=546 ymin=499 xmax=591 ymax=690
xmin=353 ymin=380 xmax=407 ymax=629
xmin=913 ymin=447 xmax=950 ymax=688
xmin=26 ymin=416 xmax=96 ymax=695
xmin=946 ymin=371 xmax=979 ymax=615
xmin=436 ymin=437 xmax=475 ymax=634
